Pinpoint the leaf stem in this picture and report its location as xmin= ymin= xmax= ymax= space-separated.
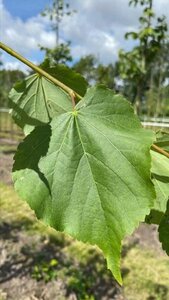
xmin=0 ymin=42 xmax=82 ymax=106
xmin=152 ymin=144 xmax=169 ymax=159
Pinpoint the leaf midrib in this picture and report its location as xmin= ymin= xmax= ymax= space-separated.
xmin=75 ymin=116 xmax=111 ymax=245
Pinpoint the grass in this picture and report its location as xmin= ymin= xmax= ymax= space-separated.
xmin=0 ymin=183 xmax=169 ymax=299
xmin=122 ymin=247 xmax=169 ymax=300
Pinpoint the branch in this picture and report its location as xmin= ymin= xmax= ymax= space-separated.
xmin=152 ymin=144 xmax=169 ymax=159
xmin=0 ymin=42 xmax=82 ymax=106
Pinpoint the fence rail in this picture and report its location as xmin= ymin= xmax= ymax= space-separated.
xmin=141 ymin=117 xmax=169 ymax=123
xmin=142 ymin=122 xmax=169 ymax=128
xmin=0 ymin=109 xmax=169 ymax=148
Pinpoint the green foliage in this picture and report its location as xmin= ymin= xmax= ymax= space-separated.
xmin=73 ymin=55 xmax=98 ymax=83
xmin=146 ymin=131 xmax=169 ymax=225
xmin=1 ymin=36 xmax=169 ymax=284
xmin=40 ymin=42 xmax=73 ymax=66
xmin=152 ymin=133 xmax=169 ymax=210
xmin=40 ymin=0 xmax=75 ymax=65
xmin=146 ymin=150 xmax=169 ymax=224
xmin=144 ymin=132 xmax=169 ymax=256
xmin=118 ymin=0 xmax=169 ymax=114
xmin=73 ymin=55 xmax=116 ymax=89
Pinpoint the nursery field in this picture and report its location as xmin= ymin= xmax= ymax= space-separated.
xmin=1 ymin=0 xmax=169 ymax=298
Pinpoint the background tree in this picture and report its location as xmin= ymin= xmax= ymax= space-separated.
xmin=73 ymin=55 xmax=116 ymax=89
xmin=118 ymin=0 xmax=169 ymax=115
xmin=0 ymin=70 xmax=25 ymax=107
xmin=40 ymin=0 xmax=76 ymax=65
xmin=73 ymin=55 xmax=97 ymax=83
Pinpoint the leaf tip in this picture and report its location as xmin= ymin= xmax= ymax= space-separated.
xmin=106 ymin=253 xmax=123 ymax=285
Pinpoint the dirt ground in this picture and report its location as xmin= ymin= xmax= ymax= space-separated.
xmin=0 ymin=139 xmax=167 ymax=300
xmin=0 ymin=137 xmax=18 ymax=185
xmin=0 ymin=153 xmax=13 ymax=185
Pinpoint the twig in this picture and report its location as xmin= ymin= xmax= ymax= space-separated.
xmin=0 ymin=42 xmax=82 ymax=107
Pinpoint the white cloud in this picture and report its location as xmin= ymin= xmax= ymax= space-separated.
xmin=61 ymin=0 xmax=169 ymax=64
xmin=0 ymin=1 xmax=55 ymax=55
xmin=2 ymin=61 xmax=31 ymax=74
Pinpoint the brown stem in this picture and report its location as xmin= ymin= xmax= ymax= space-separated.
xmin=0 ymin=42 xmax=82 ymax=107
xmin=70 ymin=91 xmax=76 ymax=109
xmin=152 ymin=144 xmax=169 ymax=159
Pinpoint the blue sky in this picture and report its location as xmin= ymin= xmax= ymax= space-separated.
xmin=4 ymin=0 xmax=50 ymax=20
xmin=1 ymin=0 xmax=169 ymax=73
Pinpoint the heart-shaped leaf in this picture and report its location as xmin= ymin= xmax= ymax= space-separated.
xmin=13 ymin=85 xmax=155 ymax=284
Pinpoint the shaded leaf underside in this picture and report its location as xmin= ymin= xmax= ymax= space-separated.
xmin=41 ymin=62 xmax=88 ymax=97
xmin=9 ymin=73 xmax=73 ymax=130
xmin=159 ymin=200 xmax=169 ymax=255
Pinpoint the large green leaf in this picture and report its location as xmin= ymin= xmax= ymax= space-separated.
xmin=159 ymin=200 xmax=169 ymax=255
xmin=13 ymin=86 xmax=155 ymax=284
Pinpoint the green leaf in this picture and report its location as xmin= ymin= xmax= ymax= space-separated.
xmin=125 ymin=32 xmax=138 ymax=40
xmin=151 ymin=134 xmax=169 ymax=255
xmin=151 ymin=150 xmax=169 ymax=178
xmin=9 ymin=73 xmax=72 ymax=130
xmin=151 ymin=143 xmax=169 ymax=213
xmin=159 ymin=200 xmax=169 ymax=255
xmin=9 ymin=64 xmax=88 ymax=132
xmin=146 ymin=150 xmax=169 ymax=225
xmin=146 ymin=137 xmax=169 ymax=225
xmin=12 ymin=86 xmax=155 ymax=284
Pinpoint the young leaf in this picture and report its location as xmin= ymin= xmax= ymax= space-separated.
xmin=13 ymin=86 xmax=155 ymax=284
